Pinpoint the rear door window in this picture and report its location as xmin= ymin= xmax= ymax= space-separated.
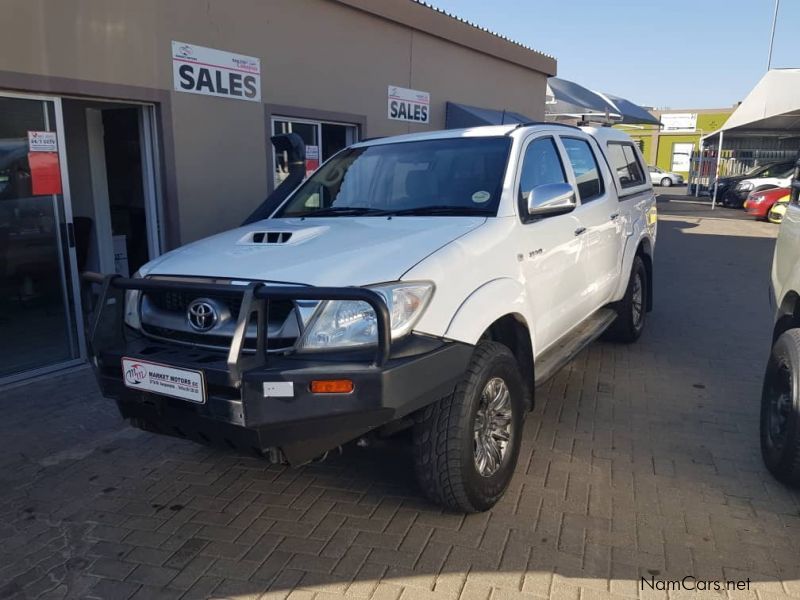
xmin=608 ymin=142 xmax=646 ymax=189
xmin=561 ymin=137 xmax=604 ymax=202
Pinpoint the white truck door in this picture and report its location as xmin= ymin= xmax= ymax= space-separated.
xmin=515 ymin=135 xmax=586 ymax=352
xmin=557 ymin=135 xmax=621 ymax=310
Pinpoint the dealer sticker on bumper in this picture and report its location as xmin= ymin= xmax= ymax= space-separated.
xmin=122 ymin=358 xmax=206 ymax=404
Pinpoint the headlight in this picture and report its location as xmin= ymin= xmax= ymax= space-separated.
xmin=751 ymin=194 xmax=765 ymax=203
xmin=123 ymin=270 xmax=142 ymax=330
xmin=737 ymin=182 xmax=754 ymax=191
xmin=298 ymin=282 xmax=434 ymax=350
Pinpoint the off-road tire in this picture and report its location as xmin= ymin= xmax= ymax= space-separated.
xmin=604 ymin=255 xmax=647 ymax=343
xmin=760 ymin=329 xmax=800 ymax=486
xmin=660 ymin=177 xmax=672 ymax=187
xmin=412 ymin=340 xmax=524 ymax=512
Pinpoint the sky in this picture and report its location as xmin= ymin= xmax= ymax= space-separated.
xmin=428 ymin=0 xmax=798 ymax=109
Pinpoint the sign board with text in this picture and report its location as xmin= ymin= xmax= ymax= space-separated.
xmin=661 ymin=113 xmax=697 ymax=132
xmin=172 ymin=41 xmax=261 ymax=102
xmin=388 ymin=85 xmax=430 ymax=124
xmin=28 ymin=131 xmax=58 ymax=152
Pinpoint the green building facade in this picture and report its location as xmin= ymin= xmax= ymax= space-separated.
xmin=620 ymin=108 xmax=733 ymax=177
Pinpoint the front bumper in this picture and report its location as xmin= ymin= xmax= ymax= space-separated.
xmin=83 ymin=273 xmax=473 ymax=465
xmin=745 ymin=201 xmax=769 ymax=218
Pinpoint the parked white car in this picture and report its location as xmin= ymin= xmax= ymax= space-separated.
xmin=83 ymin=124 xmax=657 ymax=512
xmin=648 ymin=166 xmax=684 ymax=187
xmin=733 ymin=168 xmax=795 ymax=204
xmin=762 ymin=165 xmax=800 ymax=485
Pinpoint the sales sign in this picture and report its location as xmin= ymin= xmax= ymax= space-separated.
xmin=172 ymin=41 xmax=261 ymax=102
xmin=388 ymin=85 xmax=430 ymax=124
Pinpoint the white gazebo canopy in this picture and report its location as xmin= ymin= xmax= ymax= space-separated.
xmin=706 ymin=69 xmax=800 ymax=141
xmin=702 ymin=69 xmax=800 ymax=207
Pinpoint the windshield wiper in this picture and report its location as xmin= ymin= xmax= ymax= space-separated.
xmin=378 ymin=205 xmax=493 ymax=217
xmin=295 ymin=206 xmax=388 ymax=217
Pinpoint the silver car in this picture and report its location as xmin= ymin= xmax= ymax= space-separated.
xmin=648 ymin=166 xmax=684 ymax=187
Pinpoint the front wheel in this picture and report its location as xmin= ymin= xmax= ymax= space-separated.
xmin=660 ymin=177 xmax=673 ymax=187
xmin=412 ymin=341 xmax=524 ymax=512
xmin=760 ymin=329 xmax=800 ymax=486
xmin=604 ymin=255 xmax=647 ymax=343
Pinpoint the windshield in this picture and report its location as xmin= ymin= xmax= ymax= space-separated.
xmin=747 ymin=162 xmax=792 ymax=177
xmin=275 ymin=137 xmax=512 ymax=218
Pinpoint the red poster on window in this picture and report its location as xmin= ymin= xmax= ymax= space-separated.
xmin=305 ymin=144 xmax=320 ymax=176
xmin=28 ymin=152 xmax=62 ymax=196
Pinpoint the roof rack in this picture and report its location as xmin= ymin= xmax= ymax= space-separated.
xmin=509 ymin=121 xmax=582 ymax=132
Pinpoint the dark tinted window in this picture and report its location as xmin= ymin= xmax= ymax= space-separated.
xmin=562 ymin=137 xmax=604 ymax=202
xmin=608 ymin=142 xmax=646 ymax=189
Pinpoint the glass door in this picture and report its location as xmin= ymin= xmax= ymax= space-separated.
xmin=0 ymin=93 xmax=83 ymax=381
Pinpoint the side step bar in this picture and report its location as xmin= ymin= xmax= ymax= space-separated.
xmin=534 ymin=308 xmax=617 ymax=387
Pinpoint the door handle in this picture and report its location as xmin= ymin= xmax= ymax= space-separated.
xmin=610 ymin=212 xmax=620 ymax=221
xmin=574 ymin=226 xmax=586 ymax=236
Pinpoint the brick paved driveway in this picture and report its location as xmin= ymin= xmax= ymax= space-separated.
xmin=2 ymin=199 xmax=799 ymax=600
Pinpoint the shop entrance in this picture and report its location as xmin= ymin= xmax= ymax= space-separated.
xmin=61 ymin=99 xmax=163 ymax=278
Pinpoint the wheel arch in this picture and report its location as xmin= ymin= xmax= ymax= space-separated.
xmin=774 ymin=290 xmax=800 ymax=343
xmin=444 ymin=278 xmax=535 ymax=410
xmin=637 ymin=238 xmax=654 ymax=312
xmin=479 ymin=313 xmax=535 ymax=411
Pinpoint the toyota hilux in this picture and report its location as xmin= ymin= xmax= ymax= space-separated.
xmin=83 ymin=123 xmax=657 ymax=512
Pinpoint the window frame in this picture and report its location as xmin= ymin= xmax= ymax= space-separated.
xmin=607 ymin=141 xmax=649 ymax=197
xmin=514 ymin=134 xmax=570 ymax=224
xmin=558 ymin=135 xmax=606 ymax=204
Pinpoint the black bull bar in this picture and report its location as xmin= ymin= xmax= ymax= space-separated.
xmin=80 ymin=272 xmax=393 ymax=382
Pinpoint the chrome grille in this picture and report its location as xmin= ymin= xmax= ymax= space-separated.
xmin=139 ymin=283 xmax=301 ymax=352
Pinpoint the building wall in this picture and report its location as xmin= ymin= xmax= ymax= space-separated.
xmin=0 ymin=0 xmax=553 ymax=244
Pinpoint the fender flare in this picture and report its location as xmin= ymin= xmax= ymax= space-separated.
xmin=444 ymin=278 xmax=534 ymax=352
xmin=612 ymin=228 xmax=654 ymax=303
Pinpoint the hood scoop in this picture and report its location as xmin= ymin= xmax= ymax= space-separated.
xmin=237 ymin=225 xmax=327 ymax=246
xmin=252 ymin=231 xmax=293 ymax=244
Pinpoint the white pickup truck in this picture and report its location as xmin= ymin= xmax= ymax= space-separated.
xmin=762 ymin=158 xmax=800 ymax=486
xmin=84 ymin=123 xmax=657 ymax=512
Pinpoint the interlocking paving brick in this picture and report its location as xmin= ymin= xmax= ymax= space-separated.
xmin=2 ymin=200 xmax=800 ymax=599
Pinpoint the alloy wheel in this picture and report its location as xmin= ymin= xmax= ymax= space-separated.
xmin=473 ymin=377 xmax=513 ymax=477
xmin=767 ymin=360 xmax=793 ymax=451
xmin=632 ymin=272 xmax=644 ymax=329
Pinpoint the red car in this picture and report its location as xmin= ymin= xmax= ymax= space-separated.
xmin=745 ymin=187 xmax=790 ymax=219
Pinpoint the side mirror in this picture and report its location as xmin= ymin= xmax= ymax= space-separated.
xmin=526 ymin=182 xmax=577 ymax=217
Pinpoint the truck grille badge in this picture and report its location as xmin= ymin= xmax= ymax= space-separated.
xmin=186 ymin=298 xmax=219 ymax=332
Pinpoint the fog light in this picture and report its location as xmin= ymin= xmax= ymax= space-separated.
xmin=310 ymin=379 xmax=354 ymax=394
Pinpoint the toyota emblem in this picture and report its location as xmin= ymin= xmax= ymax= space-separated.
xmin=186 ymin=298 xmax=219 ymax=332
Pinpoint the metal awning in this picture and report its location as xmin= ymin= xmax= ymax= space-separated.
xmin=445 ymin=102 xmax=531 ymax=129
xmin=545 ymin=77 xmax=659 ymax=125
